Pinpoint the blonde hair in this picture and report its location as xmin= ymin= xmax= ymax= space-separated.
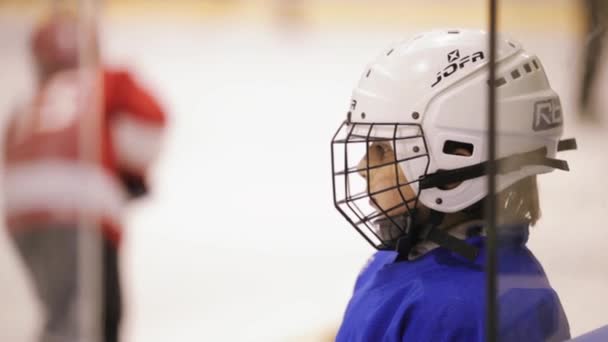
xmin=451 ymin=176 xmax=541 ymax=227
xmin=496 ymin=176 xmax=541 ymax=226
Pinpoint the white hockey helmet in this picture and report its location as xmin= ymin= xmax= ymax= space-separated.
xmin=331 ymin=29 xmax=576 ymax=254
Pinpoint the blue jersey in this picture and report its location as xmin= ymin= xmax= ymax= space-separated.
xmin=336 ymin=225 xmax=570 ymax=342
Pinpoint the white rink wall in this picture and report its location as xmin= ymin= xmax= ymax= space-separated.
xmin=0 ymin=6 xmax=607 ymax=342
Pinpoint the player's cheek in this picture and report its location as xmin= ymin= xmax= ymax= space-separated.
xmin=373 ymin=181 xmax=402 ymax=212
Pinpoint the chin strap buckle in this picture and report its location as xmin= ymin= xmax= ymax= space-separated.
xmin=394 ymin=211 xmax=479 ymax=261
xmin=424 ymin=226 xmax=479 ymax=261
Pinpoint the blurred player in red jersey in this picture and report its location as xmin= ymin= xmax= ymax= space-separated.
xmin=3 ymin=10 xmax=166 ymax=342
xmin=580 ymin=0 xmax=608 ymax=120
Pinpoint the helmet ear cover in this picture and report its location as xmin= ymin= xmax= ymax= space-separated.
xmin=419 ymin=138 xmax=576 ymax=191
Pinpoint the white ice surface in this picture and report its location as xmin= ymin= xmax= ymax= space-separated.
xmin=0 ymin=16 xmax=607 ymax=342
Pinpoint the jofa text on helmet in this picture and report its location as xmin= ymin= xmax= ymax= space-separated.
xmin=431 ymin=51 xmax=485 ymax=88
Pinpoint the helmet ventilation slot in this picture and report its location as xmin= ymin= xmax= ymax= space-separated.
xmin=511 ymin=69 xmax=521 ymax=80
xmin=490 ymin=59 xmax=539 ymax=88
xmin=488 ymin=77 xmax=507 ymax=88
xmin=532 ymin=59 xmax=540 ymax=70
xmin=443 ymin=140 xmax=474 ymax=156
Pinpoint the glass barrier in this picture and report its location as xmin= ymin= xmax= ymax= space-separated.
xmin=0 ymin=1 xmax=105 ymax=341
xmin=496 ymin=1 xmax=608 ymax=341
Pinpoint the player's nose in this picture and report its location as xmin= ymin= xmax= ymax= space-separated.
xmin=357 ymin=156 xmax=369 ymax=179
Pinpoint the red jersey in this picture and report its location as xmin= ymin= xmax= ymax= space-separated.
xmin=3 ymin=68 xmax=166 ymax=245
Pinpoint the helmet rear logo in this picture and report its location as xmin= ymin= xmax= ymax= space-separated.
xmin=533 ymin=99 xmax=563 ymax=131
xmin=431 ymin=51 xmax=485 ymax=88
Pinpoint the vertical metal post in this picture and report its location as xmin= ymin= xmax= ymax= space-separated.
xmin=486 ymin=0 xmax=498 ymax=341
xmin=76 ymin=0 xmax=102 ymax=341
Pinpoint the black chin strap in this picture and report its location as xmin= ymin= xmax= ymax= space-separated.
xmin=422 ymin=222 xmax=480 ymax=261
xmin=395 ymin=211 xmax=480 ymax=261
xmin=420 ymin=138 xmax=577 ymax=190
xmin=557 ymin=138 xmax=577 ymax=152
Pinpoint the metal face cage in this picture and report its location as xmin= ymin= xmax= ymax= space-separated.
xmin=330 ymin=121 xmax=430 ymax=250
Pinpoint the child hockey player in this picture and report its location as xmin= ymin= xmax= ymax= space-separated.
xmin=331 ymin=29 xmax=575 ymax=341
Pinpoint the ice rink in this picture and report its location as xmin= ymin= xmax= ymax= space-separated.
xmin=1 ymin=4 xmax=608 ymax=341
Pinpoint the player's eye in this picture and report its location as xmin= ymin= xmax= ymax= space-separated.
xmin=370 ymin=143 xmax=386 ymax=157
